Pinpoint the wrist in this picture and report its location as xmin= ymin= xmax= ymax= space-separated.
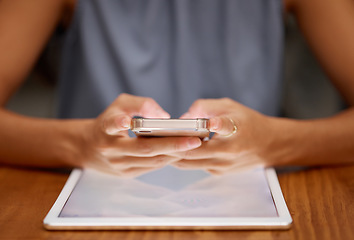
xmin=57 ymin=119 xmax=95 ymax=168
xmin=265 ymin=116 xmax=303 ymax=166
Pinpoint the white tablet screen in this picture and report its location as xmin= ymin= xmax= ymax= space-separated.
xmin=59 ymin=167 xmax=278 ymax=218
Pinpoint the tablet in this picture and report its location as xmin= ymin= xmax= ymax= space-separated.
xmin=43 ymin=167 xmax=292 ymax=230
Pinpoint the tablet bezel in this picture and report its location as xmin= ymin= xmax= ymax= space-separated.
xmin=43 ymin=168 xmax=292 ymax=230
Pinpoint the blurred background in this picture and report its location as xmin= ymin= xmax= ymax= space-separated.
xmin=5 ymin=15 xmax=345 ymax=119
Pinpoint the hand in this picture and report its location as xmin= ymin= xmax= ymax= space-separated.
xmin=77 ymin=94 xmax=202 ymax=177
xmin=171 ymin=98 xmax=280 ymax=175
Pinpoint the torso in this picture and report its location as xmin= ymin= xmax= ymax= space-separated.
xmin=58 ymin=0 xmax=284 ymax=118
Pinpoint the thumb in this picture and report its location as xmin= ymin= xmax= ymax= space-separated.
xmin=102 ymin=114 xmax=131 ymax=135
xmin=210 ymin=116 xmax=238 ymax=137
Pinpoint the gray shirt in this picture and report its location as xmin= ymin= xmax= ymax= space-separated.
xmin=58 ymin=0 xmax=284 ymax=119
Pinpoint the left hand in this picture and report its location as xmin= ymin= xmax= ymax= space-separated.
xmin=170 ymin=98 xmax=282 ymax=175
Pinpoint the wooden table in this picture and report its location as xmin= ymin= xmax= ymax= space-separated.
xmin=0 ymin=165 xmax=353 ymax=240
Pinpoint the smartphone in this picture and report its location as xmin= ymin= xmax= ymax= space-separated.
xmin=131 ymin=118 xmax=210 ymax=138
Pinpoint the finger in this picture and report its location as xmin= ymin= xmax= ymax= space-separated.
xmin=115 ymin=93 xmax=170 ymax=118
xmin=180 ymin=100 xmax=210 ymax=119
xmin=207 ymin=157 xmax=263 ymax=175
xmin=123 ymin=137 xmax=202 ymax=156
xmin=103 ymin=114 xmax=131 ymax=135
xmin=119 ymin=166 xmax=164 ymax=178
xmin=109 ymin=155 xmax=180 ymax=169
xmin=172 ymin=158 xmax=233 ymax=171
xmin=171 ymin=140 xmax=221 ymax=160
xmin=83 ymin=158 xmax=123 ymax=176
xmin=210 ymin=116 xmax=238 ymax=136
xmin=209 ymin=162 xmax=263 ymax=176
xmin=83 ymin=157 xmax=166 ymax=178
xmin=179 ymin=112 xmax=196 ymax=119
xmin=104 ymin=137 xmax=202 ymax=157
xmin=182 ymin=98 xmax=234 ymax=118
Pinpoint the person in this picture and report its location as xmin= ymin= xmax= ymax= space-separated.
xmin=0 ymin=0 xmax=353 ymax=178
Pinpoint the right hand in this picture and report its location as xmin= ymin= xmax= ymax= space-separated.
xmin=76 ymin=94 xmax=202 ymax=177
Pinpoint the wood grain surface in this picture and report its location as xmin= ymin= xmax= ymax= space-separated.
xmin=0 ymin=165 xmax=353 ymax=240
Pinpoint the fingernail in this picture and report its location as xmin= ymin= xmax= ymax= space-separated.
xmin=187 ymin=137 xmax=202 ymax=149
xmin=121 ymin=117 xmax=131 ymax=128
xmin=210 ymin=118 xmax=221 ymax=132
